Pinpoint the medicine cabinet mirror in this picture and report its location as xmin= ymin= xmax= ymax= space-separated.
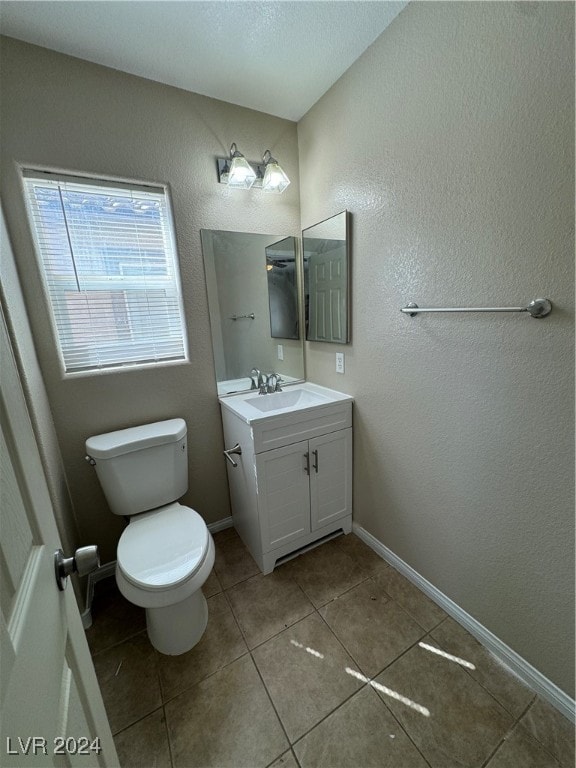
xmin=201 ymin=229 xmax=304 ymax=395
xmin=302 ymin=210 xmax=350 ymax=343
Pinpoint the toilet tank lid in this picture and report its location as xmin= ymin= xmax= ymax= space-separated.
xmin=85 ymin=418 xmax=187 ymax=459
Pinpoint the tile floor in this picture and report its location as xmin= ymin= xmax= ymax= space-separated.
xmin=87 ymin=530 xmax=575 ymax=768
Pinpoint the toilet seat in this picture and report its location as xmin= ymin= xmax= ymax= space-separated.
xmin=117 ymin=502 xmax=209 ymax=591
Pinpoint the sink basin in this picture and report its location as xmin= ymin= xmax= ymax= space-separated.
xmin=245 ymin=388 xmax=327 ymax=412
xmin=219 ymin=382 xmax=353 ymax=424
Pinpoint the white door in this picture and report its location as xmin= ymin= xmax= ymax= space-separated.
xmin=307 ymin=246 xmax=347 ymax=342
xmin=310 ymin=428 xmax=353 ymax=530
xmin=0 ymin=304 xmax=118 ymax=767
xmin=257 ymin=441 xmax=311 ymax=551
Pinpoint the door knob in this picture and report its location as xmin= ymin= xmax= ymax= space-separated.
xmin=54 ymin=545 xmax=100 ymax=591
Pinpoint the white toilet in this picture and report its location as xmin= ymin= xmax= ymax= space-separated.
xmin=85 ymin=418 xmax=215 ymax=655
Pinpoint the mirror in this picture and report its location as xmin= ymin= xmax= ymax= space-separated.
xmin=303 ymin=210 xmax=350 ymax=343
xmin=266 ymin=237 xmax=299 ymax=340
xmin=201 ymin=229 xmax=304 ymax=395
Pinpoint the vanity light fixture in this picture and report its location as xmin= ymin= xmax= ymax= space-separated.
xmin=261 ymin=149 xmax=291 ymax=194
xmin=227 ymin=143 xmax=257 ymax=189
xmin=216 ymin=144 xmax=290 ymax=194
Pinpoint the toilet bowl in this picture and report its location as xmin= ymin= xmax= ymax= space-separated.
xmin=116 ymin=503 xmax=215 ymax=654
xmin=85 ymin=419 xmax=213 ymax=655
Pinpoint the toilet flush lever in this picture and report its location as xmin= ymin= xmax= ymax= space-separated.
xmin=223 ymin=443 xmax=242 ymax=468
xmin=54 ymin=545 xmax=100 ymax=591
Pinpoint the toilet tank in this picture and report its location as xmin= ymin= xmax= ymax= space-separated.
xmin=85 ymin=419 xmax=188 ymax=516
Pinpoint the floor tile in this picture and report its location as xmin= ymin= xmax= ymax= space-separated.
xmin=113 ymin=708 xmax=171 ymax=768
xmin=334 ymin=533 xmax=390 ymax=576
xmin=202 ymin=566 xmax=222 ymax=598
xmin=252 ymin=612 xmax=364 ymax=742
xmin=485 ymin=724 xmax=562 ymax=768
xmin=212 ymin=526 xmax=237 ymax=544
xmin=227 ymin=569 xmax=314 ymax=649
xmin=93 ymin=632 xmax=161 ymax=735
xmin=158 ymin=592 xmax=248 ymax=701
xmin=165 ymin=654 xmax=288 ymax=768
xmin=294 ymin=687 xmax=428 ymax=768
xmin=431 ymin=617 xmax=535 ymax=718
xmin=518 ymin=697 xmax=575 ymax=768
xmin=374 ymin=640 xmax=514 ymax=768
xmin=213 ymin=529 xmax=260 ymax=589
xmin=281 ymin=539 xmax=367 ymax=608
xmin=86 ymin=579 xmax=146 ymax=656
xmin=319 ymin=578 xmax=425 ymax=677
xmin=372 ymin=565 xmax=446 ymax=630
xmin=267 ymin=751 xmax=299 ymax=768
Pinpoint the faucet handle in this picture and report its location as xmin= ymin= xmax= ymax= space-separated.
xmin=249 ymin=368 xmax=260 ymax=390
xmin=258 ymin=373 xmax=268 ymax=395
xmin=267 ymin=373 xmax=282 ymax=392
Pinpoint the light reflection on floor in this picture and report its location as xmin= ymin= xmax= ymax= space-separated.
xmin=345 ymin=667 xmax=431 ymax=717
xmin=288 ymin=635 xmax=432 ymax=717
xmin=418 ymin=641 xmax=476 ymax=669
xmin=290 ymin=639 xmax=325 ymax=659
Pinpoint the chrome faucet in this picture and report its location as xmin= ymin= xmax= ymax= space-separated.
xmin=267 ymin=373 xmax=283 ymax=393
xmin=249 ymin=368 xmax=260 ymax=390
xmin=258 ymin=372 xmax=268 ymax=395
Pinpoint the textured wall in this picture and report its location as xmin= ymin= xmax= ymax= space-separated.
xmin=0 ymin=37 xmax=300 ymax=562
xmin=298 ymin=2 xmax=574 ymax=696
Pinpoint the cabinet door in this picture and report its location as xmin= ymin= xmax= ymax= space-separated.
xmin=309 ymin=428 xmax=352 ymax=530
xmin=256 ymin=440 xmax=311 ymax=552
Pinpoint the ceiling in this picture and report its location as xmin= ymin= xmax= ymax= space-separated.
xmin=0 ymin=1 xmax=407 ymax=121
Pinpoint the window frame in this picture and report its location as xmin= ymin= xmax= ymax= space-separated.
xmin=20 ymin=168 xmax=190 ymax=378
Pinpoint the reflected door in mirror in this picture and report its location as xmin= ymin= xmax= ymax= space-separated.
xmin=303 ymin=211 xmax=350 ymax=343
xmin=266 ymin=236 xmax=299 ymax=340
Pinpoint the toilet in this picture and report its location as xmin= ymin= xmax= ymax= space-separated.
xmin=85 ymin=418 xmax=214 ymax=655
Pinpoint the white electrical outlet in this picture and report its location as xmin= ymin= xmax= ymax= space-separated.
xmin=336 ymin=352 xmax=345 ymax=374
xmin=277 ymin=344 xmax=284 ymax=361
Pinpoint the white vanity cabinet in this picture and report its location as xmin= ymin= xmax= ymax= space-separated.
xmin=220 ymin=387 xmax=353 ymax=574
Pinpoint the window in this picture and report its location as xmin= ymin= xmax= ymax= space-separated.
xmin=22 ymin=170 xmax=188 ymax=374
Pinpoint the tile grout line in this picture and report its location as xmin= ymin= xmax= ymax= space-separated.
xmin=89 ymin=626 xmax=148 ymax=659
xmin=251 ymin=655 xmax=294 ymax=763
xmin=510 ymin=698 xmax=570 ymax=767
xmin=162 ymin=704 xmax=176 ymax=768
xmin=367 ymin=686 xmax=434 ymax=768
xmin=111 ymin=703 xmax=164 ymax=738
xmin=429 ymin=625 xmax=539 ymax=721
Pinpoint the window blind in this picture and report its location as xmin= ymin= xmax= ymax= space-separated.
xmin=22 ymin=171 xmax=188 ymax=373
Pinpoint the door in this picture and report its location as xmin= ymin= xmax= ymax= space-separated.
xmin=307 ymin=246 xmax=347 ymax=342
xmin=310 ymin=429 xmax=353 ymax=530
xmin=257 ymin=441 xmax=311 ymax=551
xmin=0 ymin=304 xmax=118 ymax=767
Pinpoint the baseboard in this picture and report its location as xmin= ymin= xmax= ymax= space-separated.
xmin=208 ymin=516 xmax=234 ymax=534
xmin=353 ymin=522 xmax=576 ymax=724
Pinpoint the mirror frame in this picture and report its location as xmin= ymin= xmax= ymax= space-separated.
xmin=302 ymin=210 xmax=351 ymax=344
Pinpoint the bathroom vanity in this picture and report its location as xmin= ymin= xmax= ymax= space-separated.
xmin=219 ymin=383 xmax=353 ymax=573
